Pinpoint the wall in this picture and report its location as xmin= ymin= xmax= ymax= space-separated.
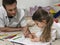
xmin=0 ymin=0 xmax=60 ymax=10
xmin=17 ymin=0 xmax=51 ymax=10
xmin=50 ymin=0 xmax=60 ymax=12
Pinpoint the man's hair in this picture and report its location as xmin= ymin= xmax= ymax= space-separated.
xmin=2 ymin=0 xmax=17 ymax=8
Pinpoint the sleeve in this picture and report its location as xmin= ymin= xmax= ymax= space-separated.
xmin=20 ymin=9 xmax=28 ymax=27
xmin=51 ymin=22 xmax=57 ymax=41
xmin=55 ymin=23 xmax=60 ymax=38
xmin=0 ymin=12 xmax=5 ymax=27
xmin=52 ymin=22 xmax=60 ymax=39
xmin=51 ymin=29 xmax=56 ymax=41
xmin=20 ymin=17 xmax=27 ymax=27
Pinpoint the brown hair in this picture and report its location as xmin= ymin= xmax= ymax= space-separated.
xmin=32 ymin=8 xmax=53 ymax=42
xmin=2 ymin=0 xmax=17 ymax=8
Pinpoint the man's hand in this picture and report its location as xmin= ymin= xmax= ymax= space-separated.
xmin=0 ymin=27 xmax=23 ymax=32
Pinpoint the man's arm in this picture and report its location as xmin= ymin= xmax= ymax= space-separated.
xmin=0 ymin=27 xmax=22 ymax=32
xmin=0 ymin=16 xmax=22 ymax=32
xmin=23 ymin=26 xmax=35 ymax=39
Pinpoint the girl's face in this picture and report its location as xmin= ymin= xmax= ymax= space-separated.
xmin=35 ymin=20 xmax=47 ymax=28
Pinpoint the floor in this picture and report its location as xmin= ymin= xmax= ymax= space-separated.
xmin=52 ymin=39 xmax=60 ymax=45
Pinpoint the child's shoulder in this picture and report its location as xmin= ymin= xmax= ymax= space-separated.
xmin=51 ymin=21 xmax=57 ymax=30
xmin=51 ymin=21 xmax=60 ymax=31
xmin=25 ymin=16 xmax=35 ymax=27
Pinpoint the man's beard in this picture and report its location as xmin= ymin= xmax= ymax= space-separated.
xmin=7 ymin=13 xmax=16 ymax=18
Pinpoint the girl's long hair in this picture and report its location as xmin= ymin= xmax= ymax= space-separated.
xmin=32 ymin=7 xmax=53 ymax=42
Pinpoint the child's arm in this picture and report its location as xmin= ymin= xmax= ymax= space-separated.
xmin=31 ymin=36 xmax=48 ymax=42
xmin=31 ymin=37 xmax=40 ymax=42
xmin=23 ymin=26 xmax=34 ymax=38
xmin=23 ymin=26 xmax=29 ymax=37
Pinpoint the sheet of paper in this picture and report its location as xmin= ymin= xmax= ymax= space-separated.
xmin=7 ymin=35 xmax=51 ymax=45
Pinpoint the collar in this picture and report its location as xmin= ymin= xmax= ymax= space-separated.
xmin=14 ymin=11 xmax=18 ymax=19
xmin=1 ymin=6 xmax=7 ymax=17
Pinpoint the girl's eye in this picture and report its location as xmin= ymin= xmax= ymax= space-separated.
xmin=36 ymin=23 xmax=38 ymax=25
xmin=36 ymin=22 xmax=39 ymax=25
xmin=37 ymin=24 xmax=38 ymax=25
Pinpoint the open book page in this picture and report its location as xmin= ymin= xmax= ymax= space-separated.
xmin=0 ymin=39 xmax=13 ymax=45
xmin=0 ymin=39 xmax=21 ymax=45
xmin=7 ymin=34 xmax=51 ymax=45
xmin=0 ymin=32 xmax=24 ymax=45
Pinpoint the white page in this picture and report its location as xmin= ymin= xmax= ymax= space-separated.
xmin=7 ymin=35 xmax=51 ymax=45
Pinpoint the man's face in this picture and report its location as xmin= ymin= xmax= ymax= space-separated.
xmin=5 ymin=3 xmax=17 ymax=17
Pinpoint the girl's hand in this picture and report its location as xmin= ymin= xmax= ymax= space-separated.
xmin=23 ymin=30 xmax=29 ymax=38
xmin=31 ymin=38 xmax=40 ymax=42
xmin=28 ymin=33 xmax=36 ymax=39
xmin=24 ymin=32 xmax=36 ymax=39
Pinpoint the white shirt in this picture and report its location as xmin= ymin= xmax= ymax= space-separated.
xmin=29 ymin=23 xmax=56 ymax=41
xmin=53 ymin=22 xmax=60 ymax=38
xmin=0 ymin=6 xmax=27 ymax=27
xmin=29 ymin=24 xmax=43 ymax=37
xmin=23 ymin=19 xmax=57 ymax=41
xmin=25 ymin=17 xmax=56 ymax=41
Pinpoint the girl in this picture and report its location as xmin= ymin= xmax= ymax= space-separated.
xmin=24 ymin=7 xmax=56 ymax=42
